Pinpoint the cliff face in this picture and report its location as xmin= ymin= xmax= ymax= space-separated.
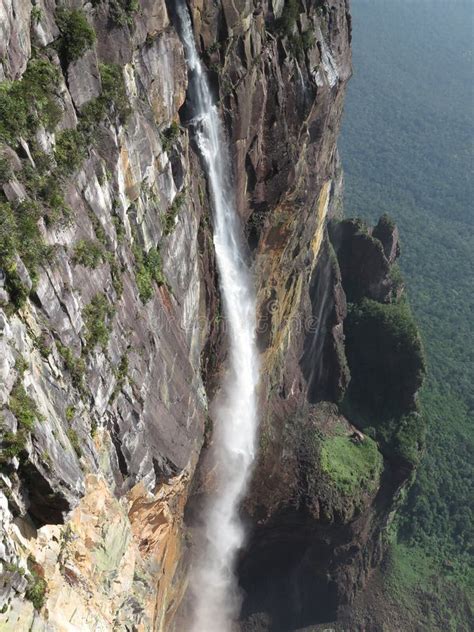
xmin=1 ymin=2 xmax=206 ymax=628
xmin=0 ymin=1 xmax=424 ymax=630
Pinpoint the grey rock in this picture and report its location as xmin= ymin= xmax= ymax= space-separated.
xmin=10 ymin=571 xmax=28 ymax=593
xmin=3 ymin=179 xmax=27 ymax=203
xmin=13 ymin=255 xmax=32 ymax=293
xmin=18 ymin=139 xmax=35 ymax=168
xmin=67 ymin=49 xmax=102 ymax=110
xmin=1 ymin=409 xmax=17 ymax=433
xmin=31 ymin=0 xmax=60 ymax=48
xmin=0 ymin=146 xmax=22 ymax=172
xmin=0 ymin=0 xmax=31 ymax=79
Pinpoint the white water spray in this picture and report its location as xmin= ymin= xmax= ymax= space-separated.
xmin=175 ymin=4 xmax=260 ymax=631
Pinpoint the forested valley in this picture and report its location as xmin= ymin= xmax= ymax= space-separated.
xmin=340 ymin=1 xmax=473 ymax=628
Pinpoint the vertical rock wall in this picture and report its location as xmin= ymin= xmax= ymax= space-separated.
xmin=0 ymin=1 xmax=213 ymax=628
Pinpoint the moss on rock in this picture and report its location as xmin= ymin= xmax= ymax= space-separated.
xmin=320 ymin=431 xmax=383 ymax=497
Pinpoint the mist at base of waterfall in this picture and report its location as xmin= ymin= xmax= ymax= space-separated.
xmin=173 ymin=2 xmax=260 ymax=630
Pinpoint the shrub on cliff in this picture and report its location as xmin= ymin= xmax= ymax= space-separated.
xmin=83 ymin=293 xmax=115 ymax=352
xmin=133 ymin=246 xmax=165 ymax=303
xmin=160 ymin=122 xmax=180 ymax=153
xmin=72 ymin=239 xmax=105 ymax=268
xmin=9 ymin=379 xmax=43 ymax=431
xmin=393 ymin=410 xmax=426 ymax=465
xmin=276 ymin=0 xmax=300 ymax=36
xmin=25 ymin=561 xmax=47 ymax=610
xmin=0 ymin=200 xmax=53 ymax=309
xmin=162 ymin=190 xmax=186 ymax=235
xmin=0 ymin=58 xmax=62 ymax=144
xmin=98 ymin=0 xmax=140 ymax=27
xmin=54 ymin=129 xmax=87 ymax=175
xmin=81 ymin=63 xmax=130 ymax=128
xmin=344 ymin=298 xmax=426 ymax=421
xmin=55 ymin=8 xmax=96 ymax=65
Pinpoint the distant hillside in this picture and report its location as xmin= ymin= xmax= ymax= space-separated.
xmin=340 ymin=0 xmax=473 ymax=628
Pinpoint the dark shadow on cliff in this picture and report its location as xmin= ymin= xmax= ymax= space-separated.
xmin=300 ymin=237 xmax=349 ymax=404
xmin=238 ymin=508 xmax=340 ymax=630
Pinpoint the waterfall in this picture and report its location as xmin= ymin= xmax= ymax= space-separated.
xmin=174 ymin=3 xmax=260 ymax=630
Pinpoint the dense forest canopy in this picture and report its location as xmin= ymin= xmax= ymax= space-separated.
xmin=340 ymin=0 xmax=473 ymax=618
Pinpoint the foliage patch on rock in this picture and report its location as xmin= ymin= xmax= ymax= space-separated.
xmin=320 ymin=430 xmax=383 ymax=497
xmin=55 ymin=8 xmax=96 ymax=65
xmin=83 ymin=293 xmax=115 ymax=352
xmin=0 ymin=58 xmax=62 ymax=145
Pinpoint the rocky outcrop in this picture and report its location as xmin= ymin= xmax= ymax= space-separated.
xmin=0 ymin=1 xmax=425 ymax=630
xmin=328 ymin=216 xmax=402 ymax=303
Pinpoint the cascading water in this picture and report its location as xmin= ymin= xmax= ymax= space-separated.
xmin=174 ymin=3 xmax=260 ymax=631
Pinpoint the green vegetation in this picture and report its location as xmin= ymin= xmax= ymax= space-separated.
xmin=74 ymin=215 xmax=123 ymax=301
xmin=65 ymin=405 xmax=75 ymax=422
xmin=287 ymin=29 xmax=315 ymax=59
xmin=111 ymin=353 xmax=129 ymax=400
xmin=81 ymin=63 xmax=130 ymax=127
xmin=401 ymin=382 xmax=473 ymax=556
xmin=144 ymin=248 xmax=165 ymax=285
xmin=388 ymin=262 xmax=404 ymax=296
xmin=300 ymin=30 xmax=315 ymax=52
xmin=110 ymin=260 xmax=124 ymax=297
xmin=131 ymin=227 xmax=166 ymax=303
xmin=276 ymin=0 xmax=300 ymax=36
xmin=0 ymin=429 xmax=28 ymax=461
xmin=0 ymin=200 xmax=52 ymax=309
xmin=31 ymin=6 xmax=42 ymax=25
xmin=344 ymin=298 xmax=425 ymax=421
xmin=272 ymin=0 xmax=314 ymax=59
xmin=0 ymin=559 xmax=46 ymax=610
xmin=109 ymin=0 xmax=140 ymax=27
xmin=162 ymin=190 xmax=186 ymax=235
xmin=9 ymin=380 xmax=42 ymax=431
xmin=0 ymin=59 xmax=81 ymax=311
xmin=141 ymin=248 xmax=166 ymax=301
xmin=0 ymin=57 xmax=129 ymax=311
xmin=112 ymin=214 xmax=126 ymax=243
xmin=115 ymin=353 xmax=129 ymax=384
xmin=67 ymin=428 xmax=82 ymax=458
xmin=340 ymin=0 xmax=473 ymax=624
xmin=160 ymin=122 xmax=180 ymax=153
xmin=25 ymin=566 xmax=47 ymax=610
xmin=0 ymin=58 xmax=62 ymax=144
xmin=86 ymin=208 xmax=107 ymax=247
xmin=55 ymin=8 xmax=96 ymax=65
xmin=0 ymin=156 xmax=12 ymax=184
xmin=33 ymin=333 xmax=52 ymax=359
xmin=341 ymin=293 xmax=426 ymax=467
xmin=320 ymin=431 xmax=383 ymax=496
xmin=135 ymin=268 xmax=152 ymax=302
xmin=1 ymin=362 xmax=37 ymax=466
xmin=98 ymin=63 xmax=130 ymax=122
xmin=83 ymin=293 xmax=115 ymax=351
xmin=14 ymin=356 xmax=28 ymax=376
xmin=383 ymin=542 xmax=473 ymax=632
xmin=72 ymin=239 xmax=105 ymax=268
xmin=17 ymin=145 xmax=70 ymax=226
xmin=57 ymin=343 xmax=86 ymax=390
xmin=54 ymin=129 xmax=87 ymax=175
xmin=372 ymin=213 xmax=396 ymax=252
